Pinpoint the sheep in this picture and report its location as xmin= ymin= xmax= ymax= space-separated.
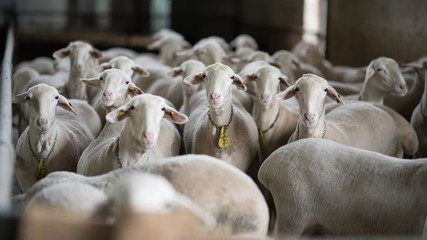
xmin=259 ymin=138 xmax=427 ymax=236
xmin=277 ymin=73 xmax=418 ymax=157
xmin=167 ymin=59 xmax=206 ymax=116
xmin=230 ymin=34 xmax=258 ymax=52
xmin=177 ymin=38 xmax=232 ymax=67
xmin=76 ymin=94 xmax=188 ymax=176
xmin=81 ymin=68 xmax=144 ymax=126
xmin=292 ymin=40 xmax=365 ymax=83
xmin=52 ymin=40 xmax=103 ymax=101
xmin=15 ymin=56 xmax=56 ymax=75
xmin=13 ymin=83 xmax=100 ymax=192
xmin=183 ymin=63 xmax=259 ymax=172
xmin=99 ymin=47 xmax=138 ymax=64
xmin=240 ymin=65 xmax=299 ymax=160
xmin=147 ymin=29 xmax=192 ymax=67
xmin=410 ymin=67 xmax=427 ymax=157
xmin=343 ymin=57 xmax=407 ymax=104
xmin=96 ymin=55 xmax=150 ymax=79
xmin=22 ymin=154 xmax=270 ymax=236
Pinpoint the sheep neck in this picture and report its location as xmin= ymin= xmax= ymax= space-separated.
xmin=65 ymin=71 xmax=88 ymax=100
xmin=255 ymin=98 xmax=280 ymax=132
xmin=28 ymin=123 xmax=58 ymax=161
xmin=208 ymin=97 xmax=233 ymax=127
xmin=359 ymin=77 xmax=385 ymax=104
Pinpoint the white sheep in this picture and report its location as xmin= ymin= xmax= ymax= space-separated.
xmin=230 ymin=34 xmax=258 ymax=51
xmin=410 ymin=67 xmax=427 ymax=157
xmin=22 ymin=154 xmax=270 ymax=236
xmin=277 ymin=73 xmax=418 ymax=157
xmin=96 ymin=55 xmax=150 ymax=79
xmin=241 ymin=65 xmax=299 ymax=160
xmin=13 ymin=83 xmax=100 ymax=192
xmin=344 ymin=57 xmax=407 ymax=104
xmin=177 ymin=38 xmax=232 ymax=67
xmin=15 ymin=56 xmax=56 ymax=75
xmin=167 ymin=59 xmax=206 ymax=116
xmin=99 ymin=47 xmax=138 ymax=64
xmin=259 ymin=138 xmax=427 ymax=236
xmin=76 ymin=94 xmax=188 ymax=176
xmin=52 ymin=40 xmax=103 ymax=101
xmin=82 ymin=68 xmax=144 ymax=126
xmin=183 ymin=63 xmax=259 ymax=172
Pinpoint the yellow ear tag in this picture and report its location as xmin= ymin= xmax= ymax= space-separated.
xmin=36 ymin=159 xmax=47 ymax=180
xmin=218 ymin=126 xmax=230 ymax=148
xmin=258 ymin=129 xmax=266 ymax=149
xmin=117 ymin=110 xmax=126 ymax=119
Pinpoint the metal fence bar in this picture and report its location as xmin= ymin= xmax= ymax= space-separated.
xmin=0 ymin=21 xmax=15 ymax=214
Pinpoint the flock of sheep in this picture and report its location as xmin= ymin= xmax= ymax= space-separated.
xmin=10 ymin=28 xmax=427 ymax=238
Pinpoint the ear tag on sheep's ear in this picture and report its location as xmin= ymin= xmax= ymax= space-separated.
xmin=258 ymin=129 xmax=266 ymax=149
xmin=218 ymin=126 xmax=230 ymax=148
xmin=117 ymin=110 xmax=126 ymax=119
xmin=36 ymin=159 xmax=48 ymax=180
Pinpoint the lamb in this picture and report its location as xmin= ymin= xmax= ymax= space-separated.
xmin=13 ymin=83 xmax=100 ymax=192
xmin=52 ymin=40 xmax=103 ymax=101
xmin=240 ymin=65 xmax=299 ymax=160
xmin=410 ymin=67 xmax=427 ymax=157
xmin=343 ymin=57 xmax=408 ymax=104
xmin=81 ymin=68 xmax=144 ymax=126
xmin=259 ymin=138 xmax=427 ymax=236
xmin=277 ymin=73 xmax=418 ymax=157
xmin=167 ymin=59 xmax=206 ymax=116
xmin=76 ymin=94 xmax=188 ymax=176
xmin=183 ymin=62 xmax=259 ymax=172
xmin=22 ymin=154 xmax=270 ymax=236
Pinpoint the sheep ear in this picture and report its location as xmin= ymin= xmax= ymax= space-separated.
xmin=275 ymin=85 xmax=297 ymax=100
xmin=278 ymin=74 xmax=291 ymax=87
xmin=12 ymin=92 xmax=28 ymax=104
xmin=269 ymin=61 xmax=281 ymax=69
xmin=81 ymin=78 xmax=102 ymax=88
xmin=163 ymin=106 xmax=188 ymax=124
xmin=90 ymin=48 xmax=103 ymax=59
xmin=176 ymin=49 xmax=194 ymax=57
xmin=52 ymin=48 xmax=69 ymax=59
xmin=132 ymin=66 xmax=150 ymax=77
xmin=184 ymin=72 xmax=204 ymax=85
xmin=241 ymin=73 xmax=257 ymax=83
xmin=106 ymin=105 xmax=130 ymax=123
xmin=146 ymin=39 xmax=163 ymax=50
xmin=57 ymin=95 xmax=78 ymax=115
xmin=327 ymin=85 xmax=345 ymax=105
xmin=128 ymin=82 xmax=143 ymax=97
xmin=167 ymin=67 xmax=183 ymax=77
xmin=365 ymin=62 xmax=375 ymax=79
xmin=232 ymin=74 xmax=247 ymax=91
xmin=96 ymin=63 xmax=110 ymax=73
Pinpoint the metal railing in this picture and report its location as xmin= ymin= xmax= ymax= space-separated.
xmin=0 ymin=21 xmax=15 ymax=214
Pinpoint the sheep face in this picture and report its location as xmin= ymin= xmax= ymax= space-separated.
xmin=106 ymin=94 xmax=187 ymax=151
xmin=184 ymin=63 xmax=246 ymax=109
xmin=366 ymin=57 xmax=407 ymax=96
xmin=53 ymin=41 xmax=102 ymax=77
xmin=276 ymin=74 xmax=343 ymax=128
xmin=12 ymin=83 xmax=77 ymax=133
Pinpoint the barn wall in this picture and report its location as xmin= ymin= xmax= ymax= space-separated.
xmin=326 ymin=0 xmax=427 ymax=67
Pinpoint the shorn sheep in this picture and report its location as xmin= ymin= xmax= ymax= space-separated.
xmin=22 ymin=154 xmax=270 ymax=236
xmin=410 ymin=67 xmax=427 ymax=157
xmin=13 ymin=83 xmax=100 ymax=192
xmin=183 ymin=62 xmax=259 ymax=172
xmin=259 ymin=138 xmax=427 ymax=236
xmin=277 ymin=73 xmax=418 ymax=157
xmin=77 ymin=94 xmax=188 ymax=176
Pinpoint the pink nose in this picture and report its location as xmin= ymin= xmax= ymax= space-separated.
xmin=74 ymin=64 xmax=83 ymax=73
xmin=211 ymin=93 xmax=221 ymax=103
xmin=143 ymin=131 xmax=154 ymax=141
xmin=399 ymin=84 xmax=408 ymax=94
xmin=305 ymin=113 xmax=316 ymax=123
xmin=103 ymin=91 xmax=113 ymax=101
xmin=262 ymin=93 xmax=270 ymax=101
xmin=37 ymin=118 xmax=48 ymax=128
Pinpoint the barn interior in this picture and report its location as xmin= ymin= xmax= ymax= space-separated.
xmin=0 ymin=0 xmax=427 ymax=239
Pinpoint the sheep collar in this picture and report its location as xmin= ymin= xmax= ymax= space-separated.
xmin=258 ymin=109 xmax=280 ymax=149
xmin=28 ymin=132 xmax=58 ymax=181
xmin=207 ymin=105 xmax=233 ymax=148
xmin=296 ymin=121 xmax=325 ymax=139
xmin=115 ymin=137 xmax=122 ymax=168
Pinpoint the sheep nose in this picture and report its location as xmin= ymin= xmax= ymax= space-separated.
xmin=211 ymin=93 xmax=221 ymax=102
xmin=305 ymin=113 xmax=316 ymax=123
xmin=74 ymin=64 xmax=83 ymax=73
xmin=399 ymin=84 xmax=408 ymax=94
xmin=37 ymin=118 xmax=48 ymax=128
xmin=103 ymin=91 xmax=113 ymax=100
xmin=143 ymin=131 xmax=154 ymax=141
xmin=262 ymin=93 xmax=270 ymax=101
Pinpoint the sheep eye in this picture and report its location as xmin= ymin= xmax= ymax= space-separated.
xmin=25 ymin=96 xmax=31 ymax=101
xmin=55 ymin=96 xmax=59 ymax=99
xmin=125 ymin=81 xmax=129 ymax=84
xmin=202 ymin=73 xmax=206 ymax=78
xmin=231 ymin=75 xmax=235 ymax=80
xmin=324 ymin=88 xmax=328 ymax=92
xmin=376 ymin=68 xmax=383 ymax=72
xmin=130 ymin=105 xmax=135 ymax=110
xmin=295 ymin=87 xmax=299 ymax=92
xmin=161 ymin=107 xmax=166 ymax=111
xmin=100 ymin=77 xmax=103 ymax=81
